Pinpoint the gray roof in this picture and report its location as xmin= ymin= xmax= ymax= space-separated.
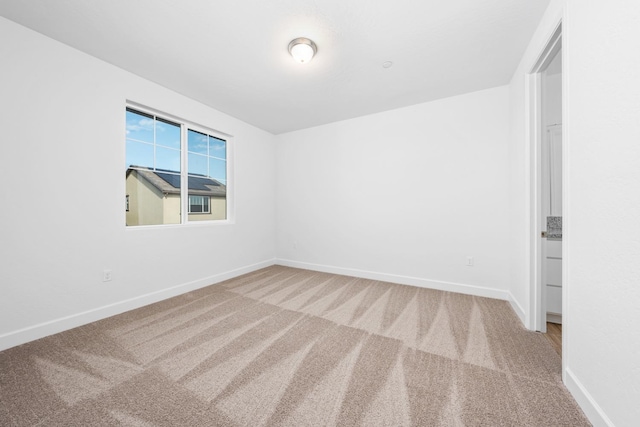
xmin=127 ymin=167 xmax=226 ymax=197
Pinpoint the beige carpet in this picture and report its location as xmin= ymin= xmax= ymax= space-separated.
xmin=0 ymin=266 xmax=590 ymax=426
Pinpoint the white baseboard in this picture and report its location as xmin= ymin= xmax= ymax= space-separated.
xmin=0 ymin=258 xmax=276 ymax=352
xmin=564 ymin=367 xmax=613 ymax=427
xmin=508 ymin=293 xmax=527 ymax=326
xmin=276 ymin=258 xmax=510 ymax=301
xmin=546 ymin=312 xmax=562 ymax=324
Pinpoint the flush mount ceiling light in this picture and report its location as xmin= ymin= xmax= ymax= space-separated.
xmin=288 ymin=37 xmax=317 ymax=63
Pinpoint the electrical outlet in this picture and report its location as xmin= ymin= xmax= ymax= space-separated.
xmin=466 ymin=256 xmax=474 ymax=267
xmin=103 ymin=269 xmax=113 ymax=282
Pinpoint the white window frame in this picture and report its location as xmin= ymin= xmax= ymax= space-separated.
xmin=125 ymin=101 xmax=233 ymax=227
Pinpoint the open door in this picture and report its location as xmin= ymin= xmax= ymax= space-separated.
xmin=542 ymin=124 xmax=562 ymax=325
xmin=528 ymin=24 xmax=562 ymax=334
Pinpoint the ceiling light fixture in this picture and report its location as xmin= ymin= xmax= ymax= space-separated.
xmin=288 ymin=37 xmax=317 ymax=64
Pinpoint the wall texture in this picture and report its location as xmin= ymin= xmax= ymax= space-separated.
xmin=565 ymin=1 xmax=640 ymax=425
xmin=508 ymin=0 xmax=640 ymax=425
xmin=276 ymin=86 xmax=511 ymax=300
xmin=0 ymin=17 xmax=277 ymax=350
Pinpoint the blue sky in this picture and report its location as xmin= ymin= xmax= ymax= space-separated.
xmin=126 ymin=109 xmax=226 ymax=184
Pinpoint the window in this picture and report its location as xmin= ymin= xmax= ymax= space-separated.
xmin=188 ymin=195 xmax=210 ymax=214
xmin=125 ymin=106 xmax=228 ymax=226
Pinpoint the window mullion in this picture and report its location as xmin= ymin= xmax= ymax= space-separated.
xmin=181 ymin=124 xmax=188 ymax=224
xmin=153 ymin=116 xmax=157 ymax=170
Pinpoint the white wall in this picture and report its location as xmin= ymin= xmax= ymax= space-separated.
xmin=0 ymin=17 xmax=277 ymax=350
xmin=566 ymin=1 xmax=640 ymax=425
xmin=509 ymin=0 xmax=640 ymax=425
xmin=276 ymin=86 xmax=511 ymax=300
xmin=543 ymin=53 xmax=562 ymax=127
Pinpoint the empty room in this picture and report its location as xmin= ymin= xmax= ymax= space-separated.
xmin=1 ymin=1 xmax=638 ymax=426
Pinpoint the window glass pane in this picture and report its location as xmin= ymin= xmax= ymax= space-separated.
xmin=188 ymin=153 xmax=208 ymax=176
xmin=126 ymin=140 xmax=154 ymax=169
xmin=209 ymin=157 xmax=226 ymax=184
xmin=126 ymin=108 xmax=181 ymax=227
xmin=209 ymin=137 xmax=226 ymax=160
xmin=188 ymin=129 xmax=208 ymax=155
xmin=189 ymin=195 xmax=199 ymax=205
xmin=156 ymin=118 xmax=181 ymax=149
xmin=126 ymin=109 xmax=154 ymax=143
xmin=189 ymin=195 xmax=202 ymax=213
xmin=156 ymin=147 xmax=180 ymax=172
xmin=203 ymin=196 xmax=209 ymax=212
xmin=126 ymin=169 xmax=181 ymax=226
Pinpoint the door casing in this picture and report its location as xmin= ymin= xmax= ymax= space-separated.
xmin=527 ymin=23 xmax=562 ymax=335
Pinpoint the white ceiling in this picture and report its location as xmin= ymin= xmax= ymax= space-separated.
xmin=0 ymin=0 xmax=550 ymax=134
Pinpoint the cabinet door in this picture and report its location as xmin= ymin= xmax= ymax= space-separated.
xmin=546 ymin=285 xmax=562 ymax=315
xmin=546 ymin=258 xmax=562 ymax=287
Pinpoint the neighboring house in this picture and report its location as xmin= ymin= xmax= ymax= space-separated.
xmin=126 ymin=167 xmax=226 ymax=225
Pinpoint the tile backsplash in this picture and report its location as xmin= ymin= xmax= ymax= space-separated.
xmin=547 ymin=216 xmax=562 ymax=239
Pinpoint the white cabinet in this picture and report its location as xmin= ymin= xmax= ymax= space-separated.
xmin=545 ymin=239 xmax=562 ymax=323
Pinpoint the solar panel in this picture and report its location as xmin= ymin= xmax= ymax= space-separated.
xmin=156 ymin=172 xmax=220 ymax=190
xmin=189 ymin=176 xmax=221 ymax=189
xmin=155 ymin=172 xmax=181 ymax=188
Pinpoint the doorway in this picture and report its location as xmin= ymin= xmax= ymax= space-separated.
xmin=528 ymin=24 xmax=563 ymax=334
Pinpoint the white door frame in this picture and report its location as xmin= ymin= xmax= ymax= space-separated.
xmin=527 ymin=23 xmax=562 ymax=334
